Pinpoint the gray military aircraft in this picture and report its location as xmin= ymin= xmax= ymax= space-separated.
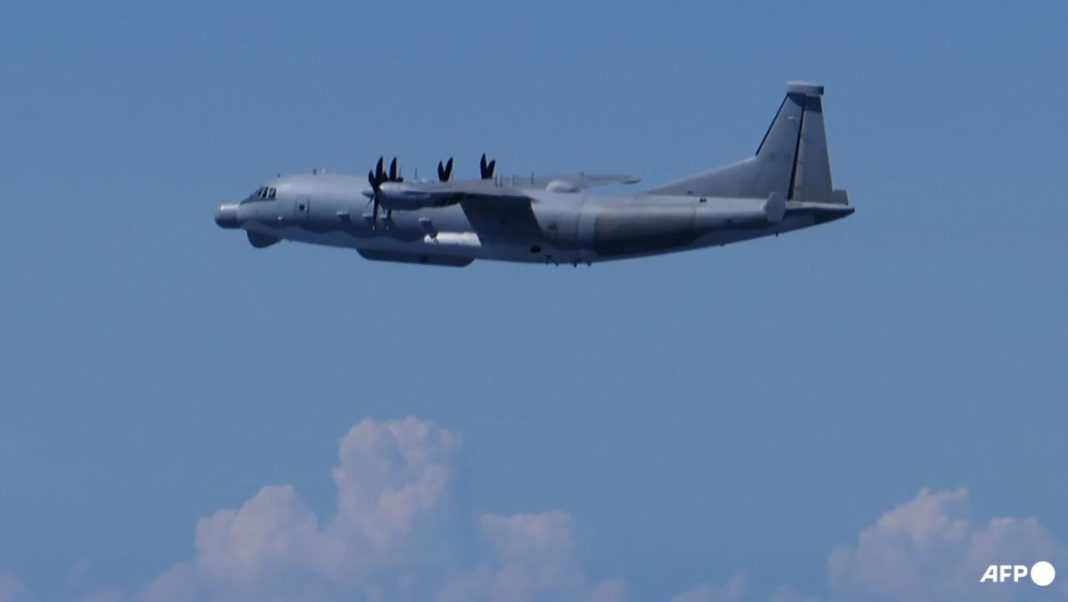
xmin=215 ymin=81 xmax=852 ymax=267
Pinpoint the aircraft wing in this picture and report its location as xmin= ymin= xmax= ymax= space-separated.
xmin=373 ymin=173 xmax=640 ymax=209
xmin=427 ymin=174 xmax=642 ymax=194
xmin=374 ymin=179 xmax=534 ymax=209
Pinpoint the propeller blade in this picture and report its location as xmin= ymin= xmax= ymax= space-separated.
xmin=389 ymin=157 xmax=399 ymax=182
xmin=437 ymin=161 xmax=446 ymax=182
xmin=479 ymin=154 xmax=497 ymax=179
xmin=367 ymin=170 xmax=380 ymax=230
xmin=445 ymin=158 xmax=454 ymax=181
xmin=375 ymin=157 xmax=385 ymax=183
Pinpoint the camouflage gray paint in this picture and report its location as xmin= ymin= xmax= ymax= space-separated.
xmin=215 ymin=82 xmax=852 ymax=266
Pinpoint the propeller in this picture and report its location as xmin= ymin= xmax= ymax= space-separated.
xmin=367 ymin=167 xmax=382 ymax=229
xmin=437 ymin=157 xmax=454 ymax=182
xmin=367 ymin=156 xmax=401 ymax=229
xmin=479 ymin=153 xmax=496 ymax=180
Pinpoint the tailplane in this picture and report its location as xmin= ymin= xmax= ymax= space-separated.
xmin=646 ymin=81 xmax=847 ymax=205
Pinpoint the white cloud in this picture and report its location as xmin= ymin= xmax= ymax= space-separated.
xmin=133 ymin=416 xmax=618 ymax=602
xmin=3 ymin=418 xmax=1064 ymax=602
xmin=328 ymin=416 xmax=459 ymax=559
xmin=826 ymin=487 xmax=1064 ymax=602
xmin=193 ymin=484 xmax=320 ymax=582
xmin=667 ymin=488 xmax=1065 ymax=602
xmin=437 ymin=512 xmax=624 ymax=602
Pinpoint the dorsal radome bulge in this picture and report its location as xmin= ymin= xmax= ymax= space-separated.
xmin=546 ymin=179 xmax=580 ymax=193
xmin=785 ymin=81 xmax=824 ymax=96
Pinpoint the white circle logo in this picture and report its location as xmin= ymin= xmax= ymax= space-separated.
xmin=1031 ymin=561 xmax=1056 ymax=587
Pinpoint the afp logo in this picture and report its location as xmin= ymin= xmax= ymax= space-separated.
xmin=980 ymin=561 xmax=1056 ymax=586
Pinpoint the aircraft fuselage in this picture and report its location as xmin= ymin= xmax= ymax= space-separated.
xmin=216 ymin=173 xmax=852 ymax=266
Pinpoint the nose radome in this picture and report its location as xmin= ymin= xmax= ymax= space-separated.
xmin=215 ymin=203 xmax=240 ymax=229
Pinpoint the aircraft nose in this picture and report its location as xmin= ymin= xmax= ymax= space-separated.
xmin=215 ymin=203 xmax=240 ymax=229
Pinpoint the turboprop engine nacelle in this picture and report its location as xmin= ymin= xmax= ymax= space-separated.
xmin=376 ymin=182 xmax=451 ymax=211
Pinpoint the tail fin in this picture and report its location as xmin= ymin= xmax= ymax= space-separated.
xmin=646 ymin=81 xmax=847 ymax=204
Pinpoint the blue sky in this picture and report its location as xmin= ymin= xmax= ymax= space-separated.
xmin=1 ymin=1 xmax=1066 ymax=601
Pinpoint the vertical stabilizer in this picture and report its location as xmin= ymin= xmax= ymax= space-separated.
xmin=646 ymin=81 xmax=845 ymax=204
xmin=786 ymin=82 xmax=833 ymax=203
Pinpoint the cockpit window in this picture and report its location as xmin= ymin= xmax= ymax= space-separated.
xmin=244 ymin=186 xmax=278 ymax=203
